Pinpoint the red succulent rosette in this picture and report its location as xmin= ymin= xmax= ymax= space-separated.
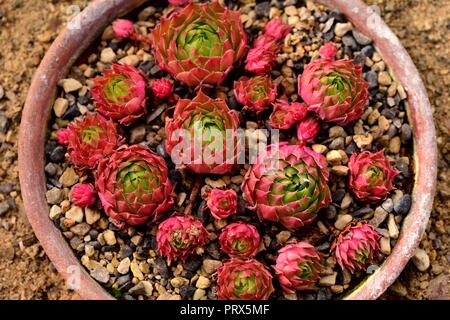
xmin=296 ymin=114 xmax=321 ymax=144
xmin=273 ymin=241 xmax=322 ymax=293
xmin=263 ymin=19 xmax=292 ymax=41
xmin=298 ymin=43 xmax=369 ymax=125
xmin=151 ymin=1 xmax=247 ymax=87
xmin=91 ymin=63 xmax=147 ymax=125
xmin=331 ymin=220 xmax=381 ymax=273
xmin=268 ymin=100 xmax=307 ymax=130
xmin=234 ymin=76 xmax=277 ymax=113
xmin=242 ymin=143 xmax=331 ymax=229
xmin=156 ymin=215 xmax=209 ymax=262
xmin=203 ymin=188 xmax=238 ymax=219
xmin=165 ymin=90 xmax=240 ymax=174
xmin=70 ymin=183 xmax=96 ymax=208
xmin=151 ymin=78 xmax=173 ymax=99
xmin=58 ymin=113 xmax=125 ymax=170
xmin=348 ymin=151 xmax=400 ymax=203
xmin=217 ymin=258 xmax=274 ymax=300
xmin=219 ymin=222 xmax=260 ymax=259
xmin=95 ymin=145 xmax=174 ymax=228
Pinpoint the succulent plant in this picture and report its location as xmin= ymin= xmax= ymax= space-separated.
xmin=57 ymin=113 xmax=125 ymax=170
xmin=298 ymin=43 xmax=369 ymax=125
xmin=91 ymin=64 xmax=147 ymax=125
xmin=219 ymin=222 xmax=260 ymax=259
xmin=69 ymin=183 xmax=97 ymax=208
xmin=165 ymin=90 xmax=240 ymax=174
xmin=203 ymin=188 xmax=238 ymax=219
xmin=151 ymin=1 xmax=247 ymax=87
xmin=112 ymin=19 xmax=134 ymax=40
xmin=331 ymin=220 xmax=381 ymax=273
xmin=169 ymin=0 xmax=191 ymax=6
xmin=348 ymin=151 xmax=400 ymax=202
xmin=234 ymin=76 xmax=277 ymax=113
xmin=268 ymin=100 xmax=307 ymax=130
xmin=95 ymin=145 xmax=174 ymax=228
xmin=217 ymin=259 xmax=274 ymax=300
xmin=151 ymin=78 xmax=173 ymax=99
xmin=296 ymin=114 xmax=321 ymax=144
xmin=273 ymin=242 xmax=322 ymax=293
xmin=263 ymin=18 xmax=292 ymax=41
xmin=245 ymin=44 xmax=279 ymax=75
xmin=242 ymin=143 xmax=331 ymax=229
xmin=156 ymin=215 xmax=209 ymax=262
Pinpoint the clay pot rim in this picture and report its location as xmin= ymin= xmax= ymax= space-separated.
xmin=18 ymin=0 xmax=437 ymax=300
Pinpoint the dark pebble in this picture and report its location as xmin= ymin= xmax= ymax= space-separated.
xmin=255 ymin=1 xmax=270 ymax=17
xmin=394 ymin=195 xmax=412 ymax=215
xmin=227 ymin=95 xmax=240 ymax=110
xmin=180 ymin=285 xmax=196 ymax=300
xmin=323 ymin=205 xmax=337 ymax=220
xmin=365 ymin=71 xmax=378 ymax=89
xmin=345 ymin=142 xmax=358 ymax=155
xmin=401 ymin=124 xmax=412 ymax=143
xmin=47 ymin=177 xmax=62 ymax=188
xmin=324 ymin=30 xmax=334 ymax=41
xmin=196 ymin=201 xmax=209 ymax=224
xmin=138 ymin=60 xmax=155 ymax=74
xmin=117 ymin=274 xmax=131 ymax=286
xmin=77 ymin=94 xmax=90 ymax=105
xmin=88 ymin=229 xmax=98 ymax=240
xmin=135 ymin=246 xmax=149 ymax=259
xmin=184 ymin=255 xmax=202 ymax=272
xmin=352 ymin=207 xmax=374 ymax=218
xmin=155 ymin=257 xmax=170 ymax=278
xmin=317 ymin=242 xmax=330 ymax=251
xmin=181 ymin=270 xmax=195 ymax=279
xmin=317 ymin=289 xmax=332 ymax=300
xmin=156 ymin=143 xmax=168 ymax=158
xmin=7 ymin=197 xmax=16 ymax=212
xmin=353 ymin=54 xmax=365 ymax=66
xmin=387 ymin=125 xmax=397 ymax=138
xmin=119 ymin=244 xmax=133 ymax=258
xmin=361 ymin=45 xmax=375 ymax=58
xmin=169 ymin=169 xmax=182 ymax=186
xmin=119 ymin=281 xmax=134 ymax=292
xmin=342 ymin=35 xmax=358 ymax=51
xmin=0 ymin=183 xmax=14 ymax=194
xmin=330 ymin=11 xmax=346 ymax=23
xmin=89 ymin=241 xmax=101 ymax=250
xmin=395 ymin=159 xmax=410 ymax=178
xmin=61 ymin=104 xmax=81 ymax=121
xmin=0 ymin=115 xmax=9 ymax=133
xmin=381 ymin=108 xmax=396 ymax=119
xmin=50 ymin=146 xmax=66 ymax=163
xmin=44 ymin=163 xmax=58 ymax=176
xmin=206 ymin=242 xmax=221 ymax=260
xmin=101 ymin=245 xmax=119 ymax=253
xmin=207 ymin=288 xmax=217 ymax=300
xmin=150 ymin=65 xmax=162 ymax=76
xmin=329 ymin=137 xmax=344 ymax=150
xmin=332 ymin=189 xmax=346 ymax=204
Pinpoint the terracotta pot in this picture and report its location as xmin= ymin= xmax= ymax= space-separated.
xmin=18 ymin=0 xmax=437 ymax=300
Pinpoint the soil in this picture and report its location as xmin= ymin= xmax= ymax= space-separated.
xmin=0 ymin=0 xmax=448 ymax=300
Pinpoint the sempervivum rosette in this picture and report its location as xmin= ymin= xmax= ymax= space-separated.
xmin=151 ymin=1 xmax=247 ymax=87
xmin=234 ymin=76 xmax=277 ymax=113
xmin=331 ymin=220 xmax=381 ymax=273
xmin=203 ymin=188 xmax=238 ymax=219
xmin=217 ymin=259 xmax=274 ymax=300
xmin=273 ymin=242 xmax=322 ymax=293
xmin=95 ymin=145 xmax=174 ymax=228
xmin=165 ymin=90 xmax=240 ymax=174
xmin=242 ymin=143 xmax=331 ymax=229
xmin=298 ymin=43 xmax=369 ymax=125
xmin=57 ymin=113 xmax=124 ymax=170
xmin=156 ymin=215 xmax=209 ymax=262
xmin=219 ymin=222 xmax=260 ymax=259
xmin=268 ymin=100 xmax=307 ymax=130
xmin=91 ymin=63 xmax=146 ymax=125
xmin=349 ymin=151 xmax=399 ymax=203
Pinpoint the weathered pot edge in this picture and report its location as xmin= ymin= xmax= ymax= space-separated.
xmin=18 ymin=0 xmax=437 ymax=300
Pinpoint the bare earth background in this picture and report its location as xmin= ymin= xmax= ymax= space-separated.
xmin=0 ymin=0 xmax=448 ymax=300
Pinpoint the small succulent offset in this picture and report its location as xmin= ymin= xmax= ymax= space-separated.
xmin=296 ymin=114 xmax=321 ymax=145
xmin=150 ymin=78 xmax=174 ymax=99
xmin=69 ymin=183 xmax=96 ymax=208
xmin=165 ymin=90 xmax=240 ymax=174
xmin=234 ymin=76 xmax=277 ymax=113
xmin=242 ymin=143 xmax=331 ymax=230
xmin=168 ymin=0 xmax=191 ymax=6
xmin=56 ymin=113 xmax=125 ymax=170
xmin=268 ymin=100 xmax=307 ymax=130
xmin=203 ymin=188 xmax=238 ymax=220
xmin=91 ymin=64 xmax=147 ymax=125
xmin=151 ymin=1 xmax=247 ymax=87
xmin=219 ymin=222 xmax=261 ymax=259
xmin=298 ymin=43 xmax=369 ymax=125
xmin=349 ymin=151 xmax=400 ymax=203
xmin=331 ymin=220 xmax=381 ymax=273
xmin=95 ymin=145 xmax=174 ymax=228
xmin=273 ymin=242 xmax=322 ymax=293
xmin=217 ymin=259 xmax=274 ymax=300
xmin=156 ymin=215 xmax=209 ymax=262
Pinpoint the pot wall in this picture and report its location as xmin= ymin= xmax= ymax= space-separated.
xmin=18 ymin=0 xmax=437 ymax=300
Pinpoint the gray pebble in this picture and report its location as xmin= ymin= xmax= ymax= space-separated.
xmin=342 ymin=35 xmax=357 ymax=50
xmin=352 ymin=207 xmax=374 ymax=218
xmin=332 ymin=189 xmax=346 ymax=204
xmin=0 ymin=183 xmax=14 ymax=194
xmin=44 ymin=163 xmax=58 ymax=176
xmin=0 ymin=115 xmax=9 ymax=133
xmin=329 ymin=137 xmax=344 ymax=150
xmin=119 ymin=244 xmax=133 ymax=259
xmin=394 ymin=195 xmax=412 ymax=215
xmin=360 ymin=45 xmax=375 ymax=58
xmin=365 ymin=71 xmax=378 ymax=89
xmin=91 ymin=266 xmax=110 ymax=284
xmin=401 ymin=124 xmax=412 ymax=143
xmin=381 ymin=198 xmax=394 ymax=213
xmin=352 ymin=29 xmax=372 ymax=45
xmin=0 ymin=201 xmax=10 ymax=216
xmin=255 ymin=1 xmax=270 ymax=17
xmin=324 ymin=205 xmax=337 ymax=220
